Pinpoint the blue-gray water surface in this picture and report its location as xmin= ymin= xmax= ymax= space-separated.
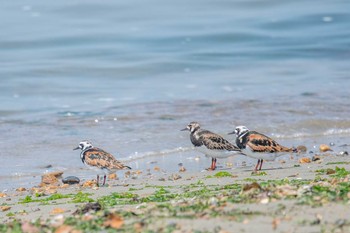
xmin=1 ymin=0 xmax=350 ymax=190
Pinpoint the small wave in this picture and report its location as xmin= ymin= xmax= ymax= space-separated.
xmin=273 ymin=128 xmax=350 ymax=139
xmin=272 ymin=132 xmax=313 ymax=139
xmin=323 ymin=128 xmax=350 ymax=136
xmin=125 ymin=147 xmax=192 ymax=162
xmin=4 ymin=171 xmax=41 ymax=179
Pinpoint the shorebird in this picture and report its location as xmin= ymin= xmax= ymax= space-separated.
xmin=182 ymin=122 xmax=242 ymax=170
xmin=229 ymin=126 xmax=296 ymax=172
xmin=74 ymin=140 xmax=131 ymax=186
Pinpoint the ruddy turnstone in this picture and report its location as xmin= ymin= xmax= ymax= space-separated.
xmin=181 ymin=122 xmax=242 ymax=170
xmin=74 ymin=140 xmax=131 ymax=186
xmin=229 ymin=126 xmax=296 ymax=171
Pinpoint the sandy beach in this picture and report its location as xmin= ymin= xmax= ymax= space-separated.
xmin=1 ymin=148 xmax=350 ymax=233
xmin=2 ymin=0 xmax=350 ymax=232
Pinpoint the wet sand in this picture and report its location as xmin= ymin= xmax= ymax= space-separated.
xmin=1 ymin=150 xmax=350 ymax=232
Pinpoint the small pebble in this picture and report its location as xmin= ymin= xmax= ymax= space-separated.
xmin=335 ymin=219 xmax=346 ymax=228
xmin=242 ymin=182 xmax=261 ymax=192
xmin=0 ymin=206 xmax=11 ymax=212
xmin=311 ymin=217 xmax=321 ymax=225
xmin=297 ymin=145 xmax=307 ymax=153
xmin=338 ymin=151 xmax=349 ymax=156
xmin=62 ymin=176 xmax=80 ymax=185
xmin=41 ymin=171 xmax=64 ymax=186
xmin=168 ymin=174 xmax=181 ymax=181
xmin=209 ymin=197 xmax=218 ymax=206
xmin=133 ymin=170 xmax=142 ymax=175
xmin=167 ymin=222 xmax=177 ymax=230
xmin=260 ymin=198 xmax=269 ymax=204
xmin=319 ymin=144 xmax=332 ymax=152
xmin=326 ymin=169 xmax=335 ymax=175
xmin=73 ymin=202 xmax=101 ymax=215
xmin=299 ymin=157 xmax=311 ymax=164
xmin=124 ymin=171 xmax=131 ymax=177
xmin=16 ymin=187 xmax=26 ymax=192
xmin=108 ymin=174 xmax=117 ymax=180
xmin=329 ymin=142 xmax=335 ymax=146
xmin=50 ymin=208 xmax=65 ymax=215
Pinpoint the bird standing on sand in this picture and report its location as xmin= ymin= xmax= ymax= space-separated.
xmin=182 ymin=122 xmax=242 ymax=170
xmin=74 ymin=140 xmax=131 ymax=186
xmin=229 ymin=126 xmax=296 ymax=172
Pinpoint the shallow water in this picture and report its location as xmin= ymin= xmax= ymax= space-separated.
xmin=1 ymin=0 xmax=350 ymax=190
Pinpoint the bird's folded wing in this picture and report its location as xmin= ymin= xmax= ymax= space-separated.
xmin=201 ymin=132 xmax=240 ymax=151
xmin=84 ymin=148 xmax=125 ymax=169
xmin=247 ymin=133 xmax=292 ymax=153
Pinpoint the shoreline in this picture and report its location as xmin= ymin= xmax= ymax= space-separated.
xmin=1 ymin=150 xmax=350 ymax=232
xmin=2 ymin=133 xmax=349 ymax=192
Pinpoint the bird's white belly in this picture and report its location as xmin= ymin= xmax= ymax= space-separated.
xmin=195 ymin=146 xmax=239 ymax=158
xmin=241 ymin=148 xmax=288 ymax=161
xmin=84 ymin=163 xmax=110 ymax=175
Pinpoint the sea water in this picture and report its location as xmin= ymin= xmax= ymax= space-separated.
xmin=1 ymin=0 xmax=350 ymax=190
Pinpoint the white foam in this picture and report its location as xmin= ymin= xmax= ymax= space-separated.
xmin=323 ymin=128 xmax=350 ymax=136
xmin=126 ymin=147 xmax=191 ymax=162
xmin=322 ymin=16 xmax=333 ymax=22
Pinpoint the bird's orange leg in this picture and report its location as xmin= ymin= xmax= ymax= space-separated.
xmin=259 ymin=160 xmax=264 ymax=170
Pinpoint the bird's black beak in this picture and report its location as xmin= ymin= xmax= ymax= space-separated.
xmin=228 ymin=131 xmax=235 ymax=135
xmin=180 ymin=128 xmax=188 ymax=131
xmin=73 ymin=146 xmax=80 ymax=150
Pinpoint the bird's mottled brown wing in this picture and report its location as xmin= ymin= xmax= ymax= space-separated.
xmin=83 ymin=148 xmax=128 ymax=170
xmin=200 ymin=131 xmax=240 ymax=151
xmin=247 ymin=132 xmax=293 ymax=153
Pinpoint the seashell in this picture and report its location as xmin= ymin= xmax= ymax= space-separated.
xmin=299 ymin=157 xmax=311 ymax=164
xmin=319 ymin=144 xmax=332 ymax=152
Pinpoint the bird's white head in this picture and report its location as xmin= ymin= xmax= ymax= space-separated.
xmin=181 ymin=122 xmax=201 ymax=133
xmin=74 ymin=140 xmax=93 ymax=151
xmin=233 ymin=126 xmax=249 ymax=137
